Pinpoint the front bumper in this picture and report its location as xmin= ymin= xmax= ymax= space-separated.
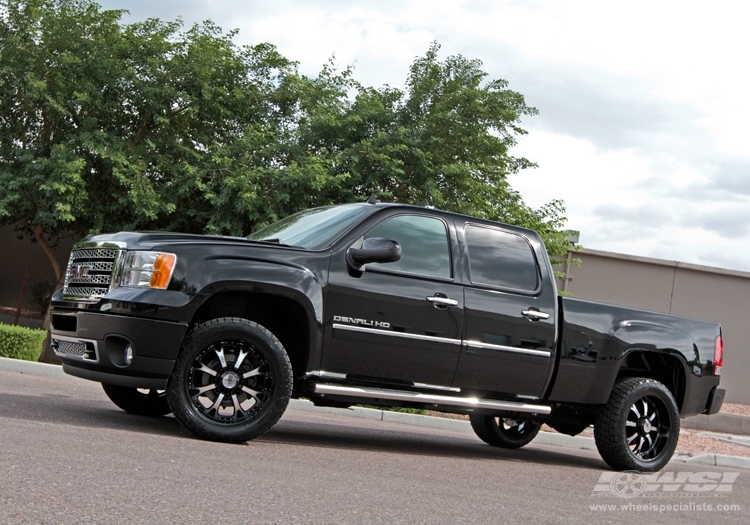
xmin=51 ymin=310 xmax=188 ymax=389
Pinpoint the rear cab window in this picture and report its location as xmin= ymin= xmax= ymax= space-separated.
xmin=464 ymin=224 xmax=539 ymax=292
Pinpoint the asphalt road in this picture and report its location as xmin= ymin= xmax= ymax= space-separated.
xmin=0 ymin=371 xmax=747 ymax=525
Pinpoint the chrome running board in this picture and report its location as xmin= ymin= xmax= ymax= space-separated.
xmin=311 ymin=384 xmax=551 ymax=415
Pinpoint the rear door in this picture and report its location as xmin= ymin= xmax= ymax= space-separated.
xmin=322 ymin=212 xmax=464 ymax=388
xmin=452 ymin=222 xmax=557 ymax=397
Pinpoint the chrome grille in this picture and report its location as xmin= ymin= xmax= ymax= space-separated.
xmin=54 ymin=340 xmax=87 ymax=357
xmin=63 ymin=244 xmax=123 ymax=300
xmin=51 ymin=337 xmax=98 ymax=361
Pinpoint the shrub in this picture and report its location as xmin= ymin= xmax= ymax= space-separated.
xmin=0 ymin=323 xmax=47 ymax=361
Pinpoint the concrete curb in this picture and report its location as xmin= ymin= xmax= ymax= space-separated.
xmin=674 ymin=453 xmax=750 ymax=469
xmin=0 ymin=356 xmax=71 ymax=380
xmin=0 ymin=357 xmax=747 ymax=467
xmin=683 ymin=414 xmax=750 ymax=436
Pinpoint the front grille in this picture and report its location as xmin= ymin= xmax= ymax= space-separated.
xmin=63 ymin=246 xmax=123 ymax=300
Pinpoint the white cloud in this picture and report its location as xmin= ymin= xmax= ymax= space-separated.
xmin=98 ymin=0 xmax=750 ymax=271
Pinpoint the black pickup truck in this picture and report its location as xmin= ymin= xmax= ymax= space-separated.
xmin=50 ymin=201 xmax=725 ymax=471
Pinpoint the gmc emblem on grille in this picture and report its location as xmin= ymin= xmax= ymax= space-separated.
xmin=72 ymin=264 xmax=91 ymax=279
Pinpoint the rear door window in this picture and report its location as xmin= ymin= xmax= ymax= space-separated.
xmin=465 ymin=224 xmax=538 ymax=292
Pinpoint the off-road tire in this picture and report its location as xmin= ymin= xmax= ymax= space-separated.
xmin=101 ymin=383 xmax=171 ymax=417
xmin=547 ymin=421 xmax=590 ymax=436
xmin=166 ymin=318 xmax=292 ymax=443
xmin=594 ymin=377 xmax=680 ymax=472
xmin=470 ymin=415 xmax=541 ymax=449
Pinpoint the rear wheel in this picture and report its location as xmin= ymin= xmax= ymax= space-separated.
xmin=166 ymin=318 xmax=292 ymax=443
xmin=470 ymin=415 xmax=541 ymax=449
xmin=594 ymin=377 xmax=679 ymax=472
xmin=101 ymin=383 xmax=171 ymax=417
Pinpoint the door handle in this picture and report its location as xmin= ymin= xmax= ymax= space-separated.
xmin=522 ymin=309 xmax=550 ymax=321
xmin=426 ymin=295 xmax=459 ymax=308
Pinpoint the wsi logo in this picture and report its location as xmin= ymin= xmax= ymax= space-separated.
xmin=592 ymin=471 xmax=740 ymax=498
xmin=333 ymin=316 xmax=390 ymax=329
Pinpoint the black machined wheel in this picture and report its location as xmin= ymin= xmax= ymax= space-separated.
xmin=595 ymin=377 xmax=680 ymax=472
xmin=101 ymin=383 xmax=171 ymax=417
xmin=470 ymin=415 xmax=541 ymax=449
xmin=167 ymin=318 xmax=292 ymax=443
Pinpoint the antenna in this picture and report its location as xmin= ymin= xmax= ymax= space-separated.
xmin=367 ymin=193 xmax=381 ymax=204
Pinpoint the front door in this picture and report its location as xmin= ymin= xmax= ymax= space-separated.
xmin=322 ymin=213 xmax=464 ymax=388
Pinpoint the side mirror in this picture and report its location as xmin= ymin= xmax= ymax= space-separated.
xmin=347 ymin=237 xmax=402 ymax=270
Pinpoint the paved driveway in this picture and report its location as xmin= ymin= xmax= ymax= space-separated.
xmin=0 ymin=371 xmax=746 ymax=524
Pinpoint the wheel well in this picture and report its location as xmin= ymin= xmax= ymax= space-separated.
xmin=190 ymin=291 xmax=311 ymax=381
xmin=616 ymin=350 xmax=686 ymax=411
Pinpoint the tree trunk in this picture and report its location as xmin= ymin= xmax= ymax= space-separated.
xmin=33 ymin=225 xmax=63 ymax=285
xmin=33 ymin=226 xmax=64 ymax=363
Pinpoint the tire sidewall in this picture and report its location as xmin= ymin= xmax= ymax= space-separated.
xmin=167 ymin=318 xmax=292 ymax=442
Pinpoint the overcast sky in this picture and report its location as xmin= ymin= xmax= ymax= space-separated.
xmin=100 ymin=0 xmax=750 ymax=272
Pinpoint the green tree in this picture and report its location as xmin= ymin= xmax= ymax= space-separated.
xmin=0 ymin=1 xmax=574 ymax=334
xmin=0 ymin=0 xmax=296 ymax=280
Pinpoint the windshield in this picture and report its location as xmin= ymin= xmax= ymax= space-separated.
xmin=247 ymin=205 xmax=369 ymax=250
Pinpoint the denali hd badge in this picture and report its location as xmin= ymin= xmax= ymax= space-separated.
xmin=333 ymin=315 xmax=390 ymax=329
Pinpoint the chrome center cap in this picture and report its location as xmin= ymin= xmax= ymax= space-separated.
xmin=221 ymin=371 xmax=240 ymax=390
xmin=642 ymin=420 xmax=652 ymax=434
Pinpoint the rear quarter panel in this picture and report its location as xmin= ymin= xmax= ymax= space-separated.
xmin=549 ymin=297 xmax=721 ymax=414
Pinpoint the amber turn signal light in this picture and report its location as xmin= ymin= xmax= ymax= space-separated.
xmin=149 ymin=253 xmax=177 ymax=289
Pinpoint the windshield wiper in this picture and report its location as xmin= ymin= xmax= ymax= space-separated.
xmin=249 ymin=238 xmax=299 ymax=248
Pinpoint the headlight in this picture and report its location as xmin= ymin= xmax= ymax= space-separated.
xmin=119 ymin=251 xmax=177 ymax=289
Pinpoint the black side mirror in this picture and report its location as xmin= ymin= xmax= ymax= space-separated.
xmin=347 ymin=237 xmax=402 ymax=270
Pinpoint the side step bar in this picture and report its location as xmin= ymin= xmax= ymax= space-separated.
xmin=311 ymin=383 xmax=551 ymax=415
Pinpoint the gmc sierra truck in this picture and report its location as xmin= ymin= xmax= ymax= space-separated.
xmin=50 ymin=200 xmax=726 ymax=471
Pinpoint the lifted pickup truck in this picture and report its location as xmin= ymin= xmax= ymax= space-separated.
xmin=50 ymin=201 xmax=725 ymax=471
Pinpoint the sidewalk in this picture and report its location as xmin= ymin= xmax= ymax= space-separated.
xmin=2 ymin=356 xmax=750 ymax=469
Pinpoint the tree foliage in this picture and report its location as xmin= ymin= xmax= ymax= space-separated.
xmin=0 ymin=0 xmax=572 ymax=280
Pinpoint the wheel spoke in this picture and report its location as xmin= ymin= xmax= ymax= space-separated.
xmin=625 ymin=421 xmax=637 ymax=427
xmin=628 ymin=434 xmax=639 ymax=445
xmin=234 ymin=350 xmax=248 ymax=370
xmin=210 ymin=393 xmax=225 ymax=412
xmin=195 ymin=384 xmax=216 ymax=395
xmin=215 ymin=346 xmax=227 ymax=368
xmin=231 ymin=394 xmax=243 ymax=416
xmin=196 ymin=363 xmax=218 ymax=377
xmin=649 ymin=412 xmax=657 ymax=422
xmin=242 ymin=386 xmax=262 ymax=401
xmin=645 ymin=433 xmax=653 ymax=449
xmin=631 ymin=404 xmax=641 ymax=419
xmin=243 ymin=366 xmax=264 ymax=379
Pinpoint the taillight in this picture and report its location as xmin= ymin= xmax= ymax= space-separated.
xmin=714 ymin=335 xmax=723 ymax=376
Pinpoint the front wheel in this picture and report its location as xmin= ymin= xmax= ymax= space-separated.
xmin=166 ymin=318 xmax=293 ymax=443
xmin=470 ymin=415 xmax=541 ymax=449
xmin=594 ymin=377 xmax=680 ymax=472
xmin=101 ymin=383 xmax=171 ymax=417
